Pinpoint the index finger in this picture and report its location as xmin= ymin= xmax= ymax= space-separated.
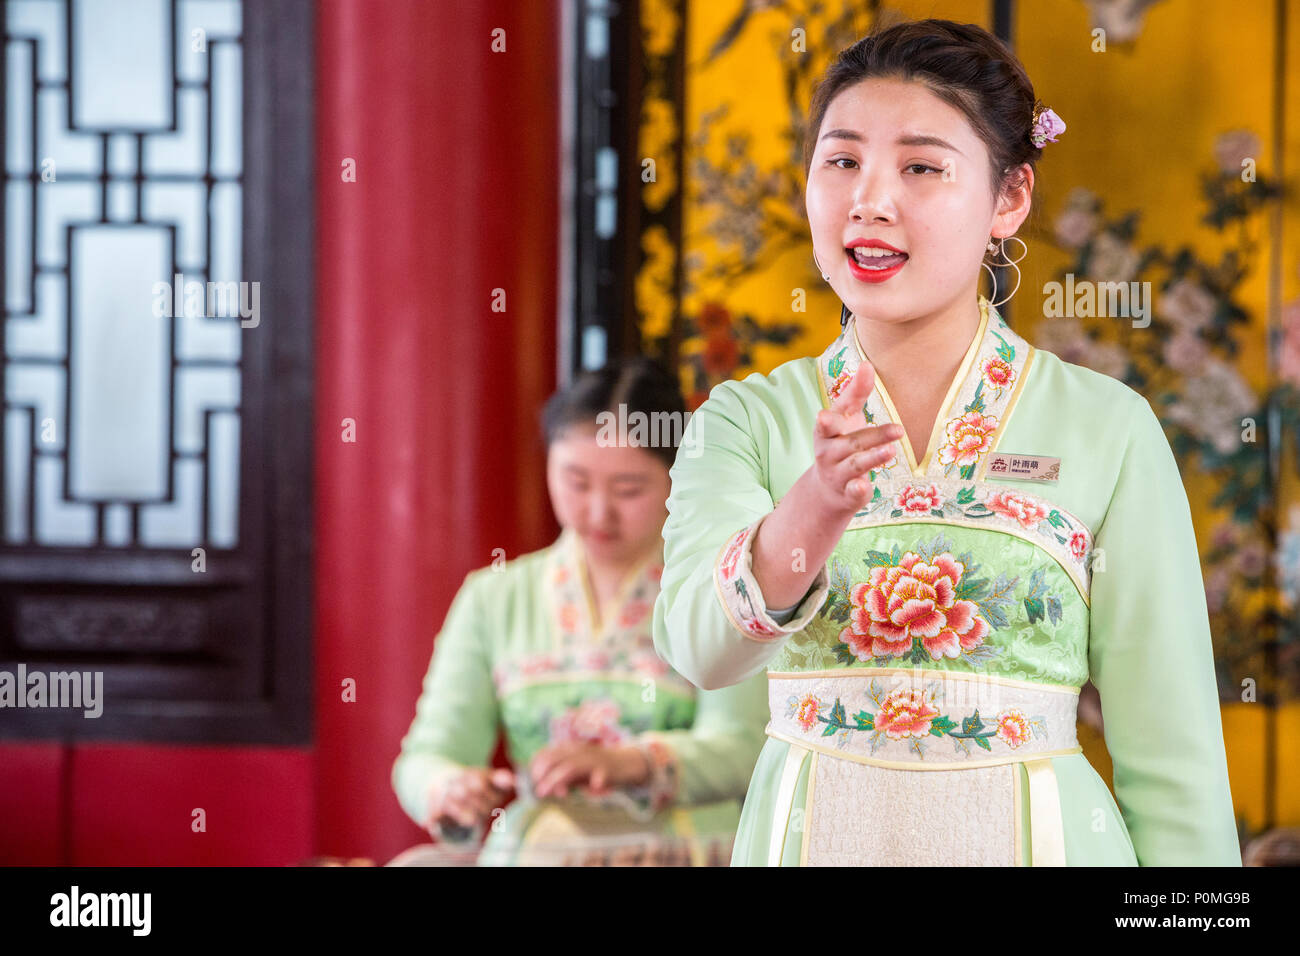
xmin=831 ymin=361 xmax=876 ymax=417
xmin=819 ymin=364 xmax=875 ymax=437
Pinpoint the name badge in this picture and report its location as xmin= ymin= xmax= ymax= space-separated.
xmin=986 ymin=452 xmax=1060 ymax=482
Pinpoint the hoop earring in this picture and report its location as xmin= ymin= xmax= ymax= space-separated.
xmin=813 ymin=251 xmax=830 ymax=282
xmin=982 ymin=236 xmax=1027 ymax=308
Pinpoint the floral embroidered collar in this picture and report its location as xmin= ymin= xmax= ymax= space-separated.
xmin=815 ymin=295 xmax=1035 ymax=482
xmin=491 ymin=528 xmax=684 ymax=698
xmin=548 ymin=526 xmax=663 ymax=645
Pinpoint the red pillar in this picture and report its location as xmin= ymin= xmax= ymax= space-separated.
xmin=315 ymin=0 xmax=561 ymax=860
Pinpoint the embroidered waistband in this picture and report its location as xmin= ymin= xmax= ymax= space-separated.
xmin=766 ymin=669 xmax=1081 ymax=769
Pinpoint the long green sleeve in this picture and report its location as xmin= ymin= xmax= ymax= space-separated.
xmin=635 ymin=670 xmax=770 ymax=806
xmin=392 ymin=570 xmax=500 ymax=828
xmin=1086 ymin=393 xmax=1241 ymax=865
xmin=654 ymin=376 xmax=829 ymax=691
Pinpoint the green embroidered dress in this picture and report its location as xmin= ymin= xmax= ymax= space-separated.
xmin=393 ymin=528 xmax=769 ymax=865
xmin=653 ymin=295 xmax=1241 ymax=866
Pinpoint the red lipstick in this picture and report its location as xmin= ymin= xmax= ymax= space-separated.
xmin=845 ymin=238 xmax=908 ymax=283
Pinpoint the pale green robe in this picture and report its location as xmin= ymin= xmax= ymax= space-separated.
xmin=393 ymin=527 xmax=769 ymax=865
xmin=653 ymin=295 xmax=1241 ymax=867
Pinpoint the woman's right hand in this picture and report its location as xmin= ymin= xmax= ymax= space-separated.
xmin=425 ymin=766 xmax=515 ymax=836
xmin=750 ymin=360 xmax=904 ymax=610
xmin=809 ymin=361 xmax=905 ymax=517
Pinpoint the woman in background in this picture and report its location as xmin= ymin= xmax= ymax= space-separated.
xmin=392 ymin=358 xmax=768 ymax=865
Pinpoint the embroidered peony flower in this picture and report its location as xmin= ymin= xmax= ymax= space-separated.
xmin=520 ymin=654 xmax=560 ymax=676
xmin=828 ymin=371 xmax=852 ymax=402
xmin=996 ymin=709 xmax=1032 ymax=748
xmin=719 ymin=530 xmax=746 ymax=581
xmin=937 ymin=411 xmax=999 ymax=469
xmin=988 ymin=489 xmax=1049 ymax=529
xmin=1068 ymin=530 xmax=1091 ymax=561
xmin=557 ymin=602 xmax=582 ymax=633
xmin=982 ymin=357 xmax=1016 ymax=392
xmin=618 ymin=599 xmax=653 ymax=629
xmin=794 ymin=694 xmax=821 ymax=732
xmin=896 ymin=483 xmax=944 ymax=515
xmin=841 ymin=551 xmax=990 ymax=661
xmin=549 ymin=699 xmax=627 ymax=747
xmin=576 ymin=649 xmax=611 ymax=671
xmin=874 ymin=688 xmax=941 ymax=739
xmin=630 ymin=650 xmax=671 ymax=676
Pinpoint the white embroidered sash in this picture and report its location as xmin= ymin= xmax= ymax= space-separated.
xmin=764 ymin=669 xmax=1079 ymax=866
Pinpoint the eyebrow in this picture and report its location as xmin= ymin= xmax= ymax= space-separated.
xmin=819 ymin=129 xmax=965 ymax=157
xmin=561 ymin=465 xmax=648 ymax=482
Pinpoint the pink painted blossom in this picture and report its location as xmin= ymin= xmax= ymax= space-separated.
xmin=1279 ymin=299 xmax=1300 ymax=387
xmin=1213 ymin=129 xmax=1261 ymax=177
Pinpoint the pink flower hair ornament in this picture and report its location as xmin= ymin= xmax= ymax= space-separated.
xmin=1030 ymin=101 xmax=1065 ymax=148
